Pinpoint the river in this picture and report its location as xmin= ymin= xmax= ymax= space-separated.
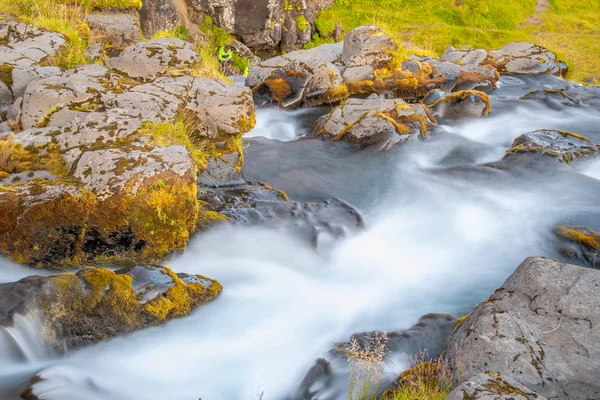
xmin=1 ymin=75 xmax=600 ymax=399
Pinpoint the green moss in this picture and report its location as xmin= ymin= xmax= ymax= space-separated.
xmin=296 ymin=15 xmax=309 ymax=32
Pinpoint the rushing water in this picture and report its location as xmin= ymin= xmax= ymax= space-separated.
xmin=1 ymin=75 xmax=600 ymax=399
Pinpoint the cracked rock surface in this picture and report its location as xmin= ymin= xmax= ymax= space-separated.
xmin=445 ymin=257 xmax=600 ymax=400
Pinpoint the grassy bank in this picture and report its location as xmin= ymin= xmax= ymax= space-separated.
xmin=313 ymin=0 xmax=600 ymax=82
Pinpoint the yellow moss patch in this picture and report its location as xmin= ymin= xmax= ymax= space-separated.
xmin=259 ymin=182 xmax=289 ymax=201
xmin=383 ymin=361 xmax=451 ymax=400
xmin=554 ymin=225 xmax=600 ymax=250
xmin=0 ymin=63 xmax=14 ymax=89
xmin=261 ymin=76 xmax=293 ymax=103
xmin=428 ymin=90 xmax=491 ymax=116
xmin=320 ymin=84 xmax=350 ymax=104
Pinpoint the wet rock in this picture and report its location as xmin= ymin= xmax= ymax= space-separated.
xmin=107 ymin=38 xmax=200 ymax=80
xmin=247 ymin=44 xmax=343 ymax=108
xmin=445 ymin=257 xmax=600 ymax=399
xmin=427 ymin=90 xmax=491 ymax=120
xmin=0 ymin=265 xmax=222 ymax=351
xmin=342 ymin=26 xmax=396 ymax=69
xmin=553 ymin=224 xmax=600 ymax=267
xmin=86 ymin=11 xmax=142 ymax=51
xmin=521 ymin=88 xmax=583 ymax=110
xmin=490 ymin=42 xmax=566 ymax=76
xmin=198 ymin=152 xmax=245 ymax=187
xmin=313 ymin=97 xmax=434 ymax=149
xmin=199 ymin=183 xmax=365 ymax=247
xmin=292 ymin=314 xmax=457 ymax=400
xmin=505 ymin=129 xmax=599 ymax=163
xmin=445 ymin=373 xmax=546 ymax=400
xmin=420 ymin=58 xmax=499 ymax=93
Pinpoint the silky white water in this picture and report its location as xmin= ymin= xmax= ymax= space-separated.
xmin=1 ymin=75 xmax=600 ymax=399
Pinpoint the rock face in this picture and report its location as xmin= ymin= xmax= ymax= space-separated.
xmin=199 ymin=183 xmax=365 ymax=247
xmin=292 ymin=314 xmax=457 ymax=400
xmin=505 ymin=130 xmax=599 ymax=163
xmin=445 ymin=373 xmax=547 ymax=400
xmin=188 ymin=0 xmax=334 ymax=51
xmin=0 ymin=39 xmax=256 ymax=267
xmin=445 ymin=257 xmax=600 ymax=399
xmin=313 ymin=97 xmax=434 ymax=149
xmin=0 ymin=265 xmax=222 ymax=351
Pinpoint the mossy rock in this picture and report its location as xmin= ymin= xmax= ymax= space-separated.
xmin=0 ymin=265 xmax=222 ymax=351
xmin=505 ymin=129 xmax=599 ymax=163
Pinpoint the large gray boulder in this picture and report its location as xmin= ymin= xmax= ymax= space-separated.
xmin=445 ymin=257 xmax=600 ymax=399
xmin=505 ymin=129 xmax=599 ymax=163
xmin=107 ymin=38 xmax=200 ymax=80
xmin=342 ymin=26 xmax=397 ymax=69
xmin=313 ymin=97 xmax=434 ymax=149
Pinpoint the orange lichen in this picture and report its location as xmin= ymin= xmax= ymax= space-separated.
xmin=554 ymin=225 xmax=600 ymax=250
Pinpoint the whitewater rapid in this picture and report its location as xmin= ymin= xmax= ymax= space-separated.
xmin=2 ymin=75 xmax=600 ymax=399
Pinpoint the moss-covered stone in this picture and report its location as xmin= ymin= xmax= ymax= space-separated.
xmin=0 ymin=265 xmax=221 ymax=351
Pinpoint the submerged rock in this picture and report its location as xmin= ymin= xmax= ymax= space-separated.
xmin=444 ymin=257 xmax=600 ymax=399
xmin=426 ymin=89 xmax=491 ymax=120
xmin=313 ymin=97 xmax=434 ymax=149
xmin=553 ymin=224 xmax=600 ymax=267
xmin=199 ymin=183 xmax=365 ymax=248
xmin=505 ymin=129 xmax=599 ymax=163
xmin=0 ymin=265 xmax=222 ymax=352
xmin=291 ymin=314 xmax=457 ymax=400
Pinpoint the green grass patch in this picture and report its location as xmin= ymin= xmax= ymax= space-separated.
xmin=151 ymin=25 xmax=189 ymax=42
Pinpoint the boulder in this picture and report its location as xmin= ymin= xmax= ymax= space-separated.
xmin=553 ymin=225 xmax=600 ymax=268
xmin=445 ymin=373 xmax=546 ymax=400
xmin=426 ymin=89 xmax=491 ymax=120
xmin=107 ymin=38 xmax=200 ymax=81
xmin=247 ymin=44 xmax=344 ymax=108
xmin=0 ymin=265 xmax=222 ymax=351
xmin=342 ymin=26 xmax=397 ymax=69
xmin=86 ymin=11 xmax=142 ymax=56
xmin=441 ymin=42 xmax=566 ymax=77
xmin=444 ymin=257 xmax=600 ymax=399
xmin=521 ymin=89 xmax=583 ymax=110
xmin=313 ymin=97 xmax=435 ymax=149
xmin=291 ymin=314 xmax=457 ymax=400
xmin=505 ymin=129 xmax=599 ymax=163
xmin=0 ymin=53 xmax=256 ymax=268
xmin=199 ymin=183 xmax=365 ymax=247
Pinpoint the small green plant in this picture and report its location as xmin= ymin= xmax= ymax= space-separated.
xmin=340 ymin=331 xmax=388 ymax=400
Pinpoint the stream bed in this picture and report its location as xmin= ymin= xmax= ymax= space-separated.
xmin=1 ymin=75 xmax=600 ymax=399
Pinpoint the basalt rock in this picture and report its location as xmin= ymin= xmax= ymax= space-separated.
xmin=0 ymin=265 xmax=222 ymax=352
xmin=444 ymin=257 xmax=600 ymax=399
xmin=505 ymin=129 xmax=599 ymax=163
xmin=199 ymin=183 xmax=365 ymax=247
xmin=313 ymin=97 xmax=435 ymax=149
xmin=291 ymin=314 xmax=457 ymax=400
